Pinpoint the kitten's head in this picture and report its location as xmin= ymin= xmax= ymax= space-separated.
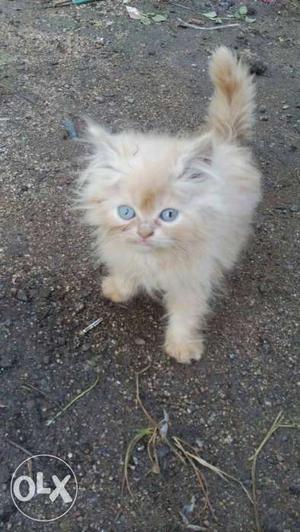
xmin=78 ymin=123 xmax=219 ymax=253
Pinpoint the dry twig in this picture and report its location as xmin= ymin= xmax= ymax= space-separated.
xmin=178 ymin=18 xmax=239 ymax=30
xmin=46 ymin=374 xmax=100 ymax=426
xmin=249 ymin=411 xmax=300 ymax=532
xmin=6 ymin=438 xmax=34 ymax=457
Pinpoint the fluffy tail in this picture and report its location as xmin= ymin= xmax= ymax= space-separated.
xmin=207 ymin=47 xmax=255 ymax=142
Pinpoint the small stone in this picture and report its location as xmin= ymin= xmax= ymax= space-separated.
xmin=289 ymin=483 xmax=300 ymax=495
xmin=127 ymin=98 xmax=134 ymax=104
xmin=43 ymin=355 xmax=50 ymax=365
xmin=240 ymin=51 xmax=267 ymax=76
xmin=282 ymin=104 xmax=289 ymax=110
xmin=250 ymin=60 xmax=267 ymax=76
xmin=95 ymin=96 xmax=105 ymax=103
xmin=219 ymin=0 xmax=235 ymax=8
xmin=207 ymin=413 xmax=216 ymax=425
xmin=288 ymin=144 xmax=297 ymax=153
xmin=38 ymin=287 xmax=53 ymax=300
xmin=1 ymin=353 xmax=16 ymax=369
xmin=134 ymin=338 xmax=146 ymax=346
xmin=247 ymin=6 xmax=256 ymax=15
xmin=259 ymin=105 xmax=266 ymax=113
xmin=260 ymin=115 xmax=269 ymax=121
xmin=196 ymin=438 xmax=204 ymax=449
xmin=74 ymin=302 xmax=85 ymax=313
xmin=223 ymin=434 xmax=233 ymax=444
xmin=16 ymin=289 xmax=29 ymax=302
xmin=95 ymin=37 xmax=104 ymax=47
xmin=82 ymin=343 xmax=91 ymax=352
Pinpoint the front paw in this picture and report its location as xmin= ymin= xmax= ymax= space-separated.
xmin=165 ymin=334 xmax=204 ymax=364
xmin=101 ymin=276 xmax=131 ymax=303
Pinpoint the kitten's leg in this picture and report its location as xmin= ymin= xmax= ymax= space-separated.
xmin=102 ymin=274 xmax=137 ymax=303
xmin=164 ymin=288 xmax=210 ymax=364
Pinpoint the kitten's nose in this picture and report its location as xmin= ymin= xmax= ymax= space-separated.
xmin=138 ymin=223 xmax=154 ymax=239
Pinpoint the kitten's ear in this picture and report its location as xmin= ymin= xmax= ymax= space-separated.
xmin=178 ymin=136 xmax=214 ymax=182
xmin=85 ymin=119 xmax=119 ymax=157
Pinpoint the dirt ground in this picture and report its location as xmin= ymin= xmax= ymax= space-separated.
xmin=0 ymin=0 xmax=299 ymax=530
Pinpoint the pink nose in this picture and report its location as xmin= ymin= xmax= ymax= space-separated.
xmin=138 ymin=224 xmax=154 ymax=239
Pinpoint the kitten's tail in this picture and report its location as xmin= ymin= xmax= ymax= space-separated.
xmin=208 ymin=47 xmax=255 ymax=142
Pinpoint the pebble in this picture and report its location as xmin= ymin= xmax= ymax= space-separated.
xmin=289 ymin=483 xmax=300 ymax=495
xmin=43 ymin=355 xmax=50 ymax=365
xmin=250 ymin=61 xmax=267 ymax=75
xmin=74 ymin=302 xmax=85 ymax=313
xmin=0 ymin=352 xmax=16 ymax=369
xmin=134 ymin=338 xmax=146 ymax=346
xmin=196 ymin=438 xmax=204 ymax=448
xmin=223 ymin=434 xmax=233 ymax=444
xmin=219 ymin=0 xmax=235 ymax=8
xmin=16 ymin=289 xmax=29 ymax=302
xmin=207 ymin=413 xmax=216 ymax=425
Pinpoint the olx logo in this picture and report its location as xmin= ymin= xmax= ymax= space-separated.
xmin=10 ymin=454 xmax=78 ymax=522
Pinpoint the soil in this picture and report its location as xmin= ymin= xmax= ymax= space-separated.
xmin=0 ymin=0 xmax=299 ymax=531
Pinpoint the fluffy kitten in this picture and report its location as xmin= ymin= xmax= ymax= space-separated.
xmin=77 ymin=47 xmax=261 ymax=364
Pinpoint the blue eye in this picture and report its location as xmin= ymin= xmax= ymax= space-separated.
xmin=159 ymin=208 xmax=179 ymax=222
xmin=117 ymin=205 xmax=136 ymax=220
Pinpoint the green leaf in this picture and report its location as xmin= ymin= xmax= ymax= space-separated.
xmin=140 ymin=16 xmax=152 ymax=25
xmin=151 ymin=14 xmax=168 ymax=23
xmin=238 ymin=5 xmax=248 ymax=15
xmin=202 ymin=10 xmax=218 ymax=20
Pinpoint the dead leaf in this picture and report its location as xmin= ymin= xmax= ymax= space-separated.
xmin=126 ymin=6 xmax=142 ymax=20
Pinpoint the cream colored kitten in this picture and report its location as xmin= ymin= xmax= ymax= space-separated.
xmin=77 ymin=47 xmax=261 ymax=364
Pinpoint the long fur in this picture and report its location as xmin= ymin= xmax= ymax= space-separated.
xmin=76 ymin=47 xmax=261 ymax=364
xmin=208 ymin=46 xmax=255 ymax=141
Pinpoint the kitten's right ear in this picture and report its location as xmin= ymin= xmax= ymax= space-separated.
xmin=84 ymin=119 xmax=119 ymax=158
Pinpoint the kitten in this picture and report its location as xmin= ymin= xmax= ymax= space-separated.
xmin=76 ymin=47 xmax=261 ymax=364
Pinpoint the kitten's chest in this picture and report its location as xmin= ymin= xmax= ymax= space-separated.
xmin=132 ymin=252 xmax=168 ymax=292
xmin=103 ymin=242 xmax=183 ymax=292
xmin=116 ymin=248 xmax=172 ymax=291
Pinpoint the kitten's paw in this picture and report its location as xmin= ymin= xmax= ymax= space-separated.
xmin=165 ymin=336 xmax=204 ymax=364
xmin=101 ymin=276 xmax=132 ymax=303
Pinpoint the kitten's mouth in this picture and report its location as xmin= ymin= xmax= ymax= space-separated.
xmin=137 ymin=238 xmax=152 ymax=246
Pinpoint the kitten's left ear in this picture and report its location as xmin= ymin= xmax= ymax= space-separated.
xmin=178 ymin=136 xmax=214 ymax=182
